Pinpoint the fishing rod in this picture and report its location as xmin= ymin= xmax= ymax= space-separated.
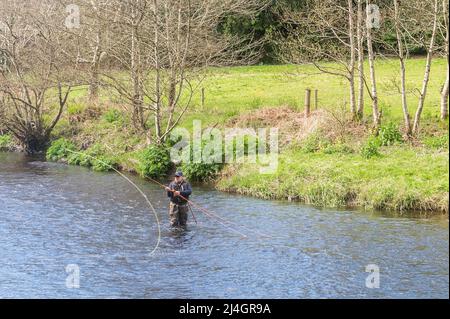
xmin=187 ymin=203 xmax=198 ymax=225
xmin=146 ymin=176 xmax=272 ymax=239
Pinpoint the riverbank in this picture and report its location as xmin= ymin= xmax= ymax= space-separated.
xmin=217 ymin=146 xmax=449 ymax=214
xmin=1 ymin=59 xmax=448 ymax=215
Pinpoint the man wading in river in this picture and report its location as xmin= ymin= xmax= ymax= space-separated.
xmin=165 ymin=171 xmax=193 ymax=228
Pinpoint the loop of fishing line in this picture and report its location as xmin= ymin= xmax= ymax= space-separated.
xmin=64 ymin=149 xmax=162 ymax=257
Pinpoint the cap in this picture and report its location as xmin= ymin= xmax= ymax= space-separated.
xmin=175 ymin=171 xmax=184 ymax=177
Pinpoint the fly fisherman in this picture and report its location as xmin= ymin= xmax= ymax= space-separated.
xmin=165 ymin=171 xmax=193 ymax=228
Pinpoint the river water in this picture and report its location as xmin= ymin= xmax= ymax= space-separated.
xmin=0 ymin=152 xmax=448 ymax=299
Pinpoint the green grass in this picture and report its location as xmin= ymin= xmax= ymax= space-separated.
xmin=0 ymin=134 xmax=13 ymax=151
xmin=217 ymin=146 xmax=449 ymax=214
xmin=181 ymin=58 xmax=448 ymax=127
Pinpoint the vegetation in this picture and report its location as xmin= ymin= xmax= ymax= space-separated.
xmin=137 ymin=145 xmax=172 ymax=179
xmin=1 ymin=1 xmax=448 ymax=215
xmin=217 ymin=146 xmax=449 ymax=214
xmin=0 ymin=134 xmax=15 ymax=152
xmin=39 ymin=59 xmax=450 ymax=214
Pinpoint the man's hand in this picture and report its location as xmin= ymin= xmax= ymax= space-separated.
xmin=174 ymin=191 xmax=181 ymax=197
xmin=165 ymin=187 xmax=172 ymax=192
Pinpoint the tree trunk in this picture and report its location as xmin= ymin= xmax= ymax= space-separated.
xmin=394 ymin=0 xmax=412 ymax=136
xmin=441 ymin=0 xmax=449 ymax=120
xmin=153 ymin=0 xmax=162 ymax=143
xmin=413 ymin=0 xmax=439 ymax=135
xmin=131 ymin=17 xmax=144 ymax=131
xmin=366 ymin=0 xmax=381 ymax=129
xmin=442 ymin=68 xmax=449 ymax=120
xmin=348 ymin=0 xmax=357 ymax=118
xmin=88 ymin=31 xmax=102 ymax=102
xmin=356 ymin=0 xmax=365 ymax=120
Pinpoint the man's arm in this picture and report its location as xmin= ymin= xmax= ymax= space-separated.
xmin=180 ymin=182 xmax=192 ymax=198
xmin=167 ymin=182 xmax=174 ymax=198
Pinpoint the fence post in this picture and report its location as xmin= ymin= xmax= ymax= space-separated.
xmin=305 ymin=88 xmax=311 ymax=117
xmin=201 ymin=88 xmax=205 ymax=110
xmin=314 ymin=89 xmax=318 ymax=110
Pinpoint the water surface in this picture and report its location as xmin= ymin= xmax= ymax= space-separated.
xmin=0 ymin=152 xmax=448 ymax=298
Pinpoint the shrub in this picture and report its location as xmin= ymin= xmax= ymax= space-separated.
xmin=379 ymin=122 xmax=403 ymax=146
xmin=0 ymin=134 xmax=13 ymax=150
xmin=67 ymin=144 xmax=117 ymax=172
xmin=91 ymin=155 xmax=118 ymax=172
xmin=137 ymin=145 xmax=172 ymax=178
xmin=301 ymin=132 xmax=331 ymax=153
xmin=181 ymin=162 xmax=223 ymax=182
xmin=361 ymin=137 xmax=381 ymax=159
xmin=46 ymin=138 xmax=76 ymax=161
xmin=103 ymin=109 xmax=123 ymax=124
xmin=67 ymin=151 xmax=89 ymax=166
xmin=67 ymin=103 xmax=85 ymax=116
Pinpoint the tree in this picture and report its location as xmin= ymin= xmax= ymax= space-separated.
xmin=392 ymin=0 xmax=412 ymax=136
xmin=356 ymin=0 xmax=365 ymax=120
xmin=0 ymin=0 xmax=79 ymax=153
xmin=366 ymin=0 xmax=381 ymax=129
xmin=102 ymin=0 xmax=266 ymax=141
xmin=412 ymin=0 xmax=440 ymax=135
xmin=277 ymin=0 xmax=361 ymax=118
xmin=439 ymin=0 xmax=449 ymax=120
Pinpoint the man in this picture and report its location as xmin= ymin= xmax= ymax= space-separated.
xmin=165 ymin=171 xmax=192 ymax=228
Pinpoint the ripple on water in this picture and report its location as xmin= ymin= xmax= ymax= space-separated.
xmin=0 ymin=152 xmax=448 ymax=299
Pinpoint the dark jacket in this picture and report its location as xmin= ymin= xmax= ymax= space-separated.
xmin=167 ymin=180 xmax=192 ymax=206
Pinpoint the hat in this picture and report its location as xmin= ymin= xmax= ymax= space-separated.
xmin=175 ymin=171 xmax=184 ymax=177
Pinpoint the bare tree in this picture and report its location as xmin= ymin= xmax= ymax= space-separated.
xmin=277 ymin=0 xmax=360 ymax=119
xmin=356 ymin=0 xmax=365 ymax=120
xmin=439 ymin=0 xmax=449 ymax=120
xmin=0 ymin=0 xmax=79 ymax=153
xmin=102 ymin=0 xmax=266 ymax=141
xmin=392 ymin=0 xmax=412 ymax=136
xmin=412 ymin=0 xmax=440 ymax=135
xmin=366 ymin=0 xmax=381 ymax=129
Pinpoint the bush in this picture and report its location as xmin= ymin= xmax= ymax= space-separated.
xmin=103 ymin=109 xmax=123 ymax=124
xmin=361 ymin=137 xmax=381 ymax=159
xmin=379 ymin=123 xmax=403 ymax=146
xmin=138 ymin=145 xmax=172 ymax=178
xmin=181 ymin=162 xmax=223 ymax=182
xmin=0 ymin=134 xmax=13 ymax=150
xmin=46 ymin=138 xmax=76 ymax=161
xmin=66 ymin=144 xmax=117 ymax=172
xmin=91 ymin=155 xmax=118 ymax=172
xmin=67 ymin=103 xmax=85 ymax=116
xmin=301 ymin=132 xmax=331 ymax=153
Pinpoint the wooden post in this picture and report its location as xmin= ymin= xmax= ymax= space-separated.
xmin=201 ymin=88 xmax=205 ymax=110
xmin=314 ymin=89 xmax=318 ymax=110
xmin=305 ymin=88 xmax=311 ymax=117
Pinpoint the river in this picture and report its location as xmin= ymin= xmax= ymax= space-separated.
xmin=0 ymin=152 xmax=448 ymax=299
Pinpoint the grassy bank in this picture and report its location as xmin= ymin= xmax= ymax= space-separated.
xmin=3 ymin=58 xmax=448 ymax=215
xmin=217 ymin=146 xmax=449 ymax=214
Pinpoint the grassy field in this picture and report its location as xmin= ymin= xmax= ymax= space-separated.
xmin=180 ymin=57 xmax=448 ymax=128
xmin=6 ymin=57 xmax=447 ymax=214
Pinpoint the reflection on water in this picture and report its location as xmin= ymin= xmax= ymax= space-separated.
xmin=0 ymin=152 xmax=448 ymax=299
